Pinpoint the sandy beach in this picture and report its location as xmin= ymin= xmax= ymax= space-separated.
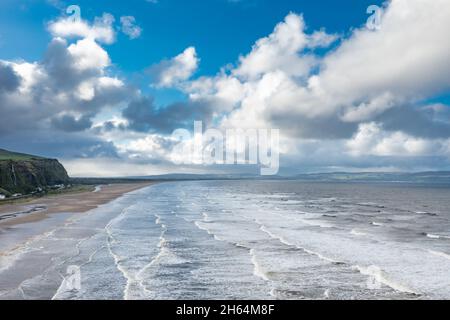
xmin=0 ymin=182 xmax=156 ymax=228
xmin=0 ymin=181 xmax=159 ymax=299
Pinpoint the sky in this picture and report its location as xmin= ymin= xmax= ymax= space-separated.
xmin=1 ymin=0 xmax=450 ymax=177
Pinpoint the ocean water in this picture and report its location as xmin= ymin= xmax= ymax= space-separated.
xmin=1 ymin=180 xmax=450 ymax=300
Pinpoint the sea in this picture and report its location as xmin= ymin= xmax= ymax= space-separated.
xmin=1 ymin=180 xmax=450 ymax=300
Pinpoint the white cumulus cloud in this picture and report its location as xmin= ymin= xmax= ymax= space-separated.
xmin=120 ymin=16 xmax=142 ymax=40
xmin=48 ymin=13 xmax=116 ymax=44
xmin=148 ymin=47 xmax=200 ymax=88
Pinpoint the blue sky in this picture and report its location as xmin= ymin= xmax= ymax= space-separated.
xmin=1 ymin=0 xmax=450 ymax=176
xmin=0 ymin=0 xmax=383 ymax=66
xmin=0 ymin=0 xmax=383 ymax=103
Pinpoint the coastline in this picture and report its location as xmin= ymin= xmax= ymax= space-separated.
xmin=0 ymin=182 xmax=157 ymax=228
xmin=0 ymin=181 xmax=160 ymax=299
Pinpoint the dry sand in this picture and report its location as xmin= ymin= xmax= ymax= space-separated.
xmin=0 ymin=182 xmax=157 ymax=227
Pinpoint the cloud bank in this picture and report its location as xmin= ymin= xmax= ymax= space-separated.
xmin=1 ymin=0 xmax=450 ymax=176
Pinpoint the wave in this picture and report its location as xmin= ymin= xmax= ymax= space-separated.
xmin=202 ymin=212 xmax=211 ymax=222
xmin=104 ymin=208 xmax=133 ymax=299
xmin=258 ymin=225 xmax=344 ymax=265
xmin=270 ymin=193 xmax=297 ymax=196
xmin=297 ymin=218 xmax=333 ymax=229
xmin=428 ymin=250 xmax=450 ymax=261
xmin=276 ymin=200 xmax=304 ymax=205
xmin=353 ymin=265 xmax=419 ymax=295
xmin=259 ymin=225 xmax=294 ymax=247
xmin=194 ymin=219 xmax=272 ymax=285
xmin=0 ymin=218 xmax=72 ymax=273
xmin=269 ymin=288 xmax=278 ymax=298
xmin=350 ymin=229 xmax=367 ymax=236
xmin=0 ymin=247 xmax=33 ymax=274
xmin=52 ymin=243 xmax=105 ymax=300
xmin=266 ymin=210 xmax=336 ymax=228
xmin=193 ymin=221 xmax=224 ymax=242
xmin=257 ymin=193 xmax=296 ymax=200
xmin=302 ymin=248 xmax=345 ymax=265
xmin=424 ymin=233 xmax=450 ymax=240
xmin=357 ymin=202 xmax=385 ymax=209
xmin=415 ymin=211 xmax=438 ymax=216
xmin=104 ymin=208 xmax=169 ymax=300
xmin=309 ymin=197 xmax=338 ymax=203
xmin=249 ymin=249 xmax=270 ymax=281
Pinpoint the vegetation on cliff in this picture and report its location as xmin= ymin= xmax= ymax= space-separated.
xmin=0 ymin=149 xmax=70 ymax=197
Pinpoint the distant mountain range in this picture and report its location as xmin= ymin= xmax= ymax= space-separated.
xmin=128 ymin=172 xmax=450 ymax=184
xmin=291 ymin=172 xmax=450 ymax=184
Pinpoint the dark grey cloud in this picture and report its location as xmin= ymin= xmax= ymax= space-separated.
xmin=122 ymin=97 xmax=215 ymax=133
xmin=0 ymin=62 xmax=21 ymax=92
xmin=282 ymin=153 xmax=450 ymax=174
xmin=0 ymin=130 xmax=119 ymax=159
xmin=43 ymin=38 xmax=90 ymax=91
xmin=376 ymin=105 xmax=450 ymax=139
xmin=269 ymin=112 xmax=358 ymax=139
xmin=266 ymin=101 xmax=450 ymax=141
xmin=92 ymin=120 xmax=127 ymax=134
xmin=51 ymin=114 xmax=93 ymax=132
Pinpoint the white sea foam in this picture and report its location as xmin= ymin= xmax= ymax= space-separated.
xmin=357 ymin=202 xmax=385 ymax=209
xmin=249 ymin=249 xmax=270 ymax=281
xmin=0 ymin=221 xmax=68 ymax=273
xmin=0 ymin=247 xmax=32 ymax=273
xmin=426 ymin=233 xmax=450 ymax=240
xmin=259 ymin=225 xmax=293 ymax=247
xmin=415 ymin=211 xmax=438 ymax=216
xmin=297 ymin=218 xmax=333 ymax=228
xmin=258 ymin=225 xmax=342 ymax=264
xmin=105 ymin=210 xmax=132 ymax=299
xmin=353 ymin=265 xmax=419 ymax=295
xmin=428 ymin=250 xmax=450 ymax=260
xmin=350 ymin=229 xmax=367 ymax=236
xmin=194 ymin=221 xmax=224 ymax=242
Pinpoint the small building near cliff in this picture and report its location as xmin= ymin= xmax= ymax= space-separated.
xmin=0 ymin=194 xmax=5 ymax=200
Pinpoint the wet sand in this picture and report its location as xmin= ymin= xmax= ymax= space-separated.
xmin=0 ymin=182 xmax=157 ymax=228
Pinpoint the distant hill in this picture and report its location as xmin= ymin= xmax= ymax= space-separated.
xmin=292 ymin=172 xmax=450 ymax=184
xmin=130 ymin=173 xmax=260 ymax=180
xmin=73 ymin=171 xmax=450 ymax=184
xmin=0 ymin=149 xmax=69 ymax=197
xmin=71 ymin=173 xmax=263 ymax=183
xmin=128 ymin=172 xmax=450 ymax=184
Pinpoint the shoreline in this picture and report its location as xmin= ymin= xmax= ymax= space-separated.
xmin=0 ymin=181 xmax=160 ymax=299
xmin=0 ymin=182 xmax=158 ymax=228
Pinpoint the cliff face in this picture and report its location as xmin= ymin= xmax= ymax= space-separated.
xmin=0 ymin=150 xmax=69 ymax=195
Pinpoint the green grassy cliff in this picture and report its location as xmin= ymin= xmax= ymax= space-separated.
xmin=0 ymin=149 xmax=70 ymax=196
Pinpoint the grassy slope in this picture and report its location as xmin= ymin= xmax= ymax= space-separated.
xmin=0 ymin=149 xmax=44 ymax=161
